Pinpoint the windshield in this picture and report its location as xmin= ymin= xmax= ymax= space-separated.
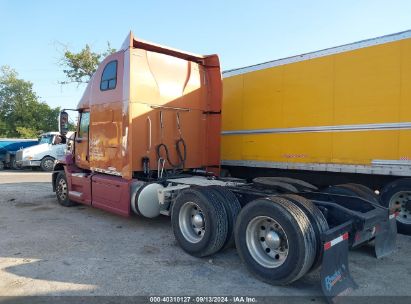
xmin=38 ymin=135 xmax=53 ymax=144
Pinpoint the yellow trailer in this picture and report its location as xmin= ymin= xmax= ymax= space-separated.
xmin=221 ymin=30 xmax=411 ymax=234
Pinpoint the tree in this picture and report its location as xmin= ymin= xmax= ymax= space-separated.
xmin=60 ymin=42 xmax=116 ymax=85
xmin=0 ymin=66 xmax=60 ymax=138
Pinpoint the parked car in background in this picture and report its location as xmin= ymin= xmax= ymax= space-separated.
xmin=16 ymin=132 xmax=73 ymax=171
xmin=0 ymin=138 xmax=38 ymax=170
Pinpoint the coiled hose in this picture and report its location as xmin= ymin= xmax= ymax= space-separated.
xmin=156 ymin=138 xmax=187 ymax=170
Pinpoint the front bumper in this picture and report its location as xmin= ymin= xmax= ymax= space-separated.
xmin=16 ymin=160 xmax=41 ymax=167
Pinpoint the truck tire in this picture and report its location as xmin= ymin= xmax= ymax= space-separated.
xmin=281 ymin=194 xmax=328 ymax=271
xmin=380 ymin=178 xmax=411 ymax=235
xmin=10 ymin=156 xmax=19 ymax=170
xmin=234 ymin=197 xmax=316 ymax=285
xmin=207 ymin=186 xmax=241 ymax=249
xmin=40 ymin=156 xmax=55 ymax=172
xmin=55 ymin=172 xmax=77 ymax=207
xmin=171 ymin=188 xmax=228 ymax=257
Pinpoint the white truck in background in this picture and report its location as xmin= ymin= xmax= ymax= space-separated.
xmin=16 ymin=131 xmax=73 ymax=171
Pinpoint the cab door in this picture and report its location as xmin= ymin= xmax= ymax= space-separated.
xmin=75 ymin=111 xmax=90 ymax=169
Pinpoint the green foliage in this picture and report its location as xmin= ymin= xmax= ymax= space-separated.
xmin=60 ymin=42 xmax=116 ymax=84
xmin=0 ymin=66 xmax=60 ymax=138
xmin=16 ymin=127 xmax=39 ymax=138
xmin=66 ymin=120 xmax=77 ymax=132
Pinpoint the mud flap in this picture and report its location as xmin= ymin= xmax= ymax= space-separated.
xmin=320 ymin=232 xmax=358 ymax=303
xmin=351 ymin=227 xmax=376 ymax=248
xmin=374 ymin=213 xmax=397 ymax=259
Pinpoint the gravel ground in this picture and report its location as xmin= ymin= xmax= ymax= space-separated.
xmin=0 ymin=171 xmax=410 ymax=301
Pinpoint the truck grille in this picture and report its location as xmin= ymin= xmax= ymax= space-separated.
xmin=15 ymin=150 xmax=23 ymax=162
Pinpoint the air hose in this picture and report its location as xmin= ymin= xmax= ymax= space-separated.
xmin=156 ymin=111 xmax=187 ymax=172
xmin=156 ymin=138 xmax=187 ymax=170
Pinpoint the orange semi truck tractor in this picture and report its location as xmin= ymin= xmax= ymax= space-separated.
xmin=53 ymin=32 xmax=397 ymax=302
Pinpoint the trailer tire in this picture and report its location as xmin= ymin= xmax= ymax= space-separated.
xmin=381 ymin=179 xmax=411 ymax=235
xmin=234 ymin=197 xmax=316 ymax=285
xmin=55 ymin=172 xmax=77 ymax=207
xmin=40 ymin=156 xmax=55 ymax=172
xmin=208 ymin=186 xmax=241 ymax=249
xmin=171 ymin=188 xmax=228 ymax=257
xmin=281 ymin=194 xmax=328 ymax=271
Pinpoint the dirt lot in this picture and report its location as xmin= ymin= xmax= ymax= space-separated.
xmin=0 ymin=171 xmax=410 ymax=300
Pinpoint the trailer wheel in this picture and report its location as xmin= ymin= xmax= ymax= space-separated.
xmin=171 ymin=188 xmax=228 ymax=257
xmin=207 ymin=186 xmax=241 ymax=249
xmin=281 ymin=194 xmax=328 ymax=271
xmin=55 ymin=172 xmax=77 ymax=207
xmin=234 ymin=197 xmax=316 ymax=285
xmin=381 ymin=179 xmax=411 ymax=235
xmin=40 ymin=156 xmax=55 ymax=172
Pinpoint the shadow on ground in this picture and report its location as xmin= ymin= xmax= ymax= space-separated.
xmin=0 ymin=181 xmax=410 ymax=299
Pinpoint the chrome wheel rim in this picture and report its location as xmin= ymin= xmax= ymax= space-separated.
xmin=389 ymin=191 xmax=411 ymax=224
xmin=44 ymin=159 xmax=54 ymax=170
xmin=57 ymin=178 xmax=67 ymax=201
xmin=179 ymin=202 xmax=205 ymax=243
xmin=246 ymin=216 xmax=289 ymax=268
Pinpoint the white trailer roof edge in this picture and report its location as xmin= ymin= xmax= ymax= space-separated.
xmin=223 ymin=29 xmax=411 ymax=78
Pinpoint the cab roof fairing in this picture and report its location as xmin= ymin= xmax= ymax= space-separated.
xmin=76 ymin=31 xmax=221 ymax=110
xmin=121 ymin=31 xmax=220 ymax=67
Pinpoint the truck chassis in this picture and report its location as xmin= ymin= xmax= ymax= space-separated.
xmin=52 ymin=159 xmax=397 ymax=303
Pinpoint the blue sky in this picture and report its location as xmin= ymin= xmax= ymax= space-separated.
xmin=1 ymin=0 xmax=411 ymax=110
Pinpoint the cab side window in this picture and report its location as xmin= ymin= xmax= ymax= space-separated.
xmin=100 ymin=60 xmax=117 ymax=91
xmin=79 ymin=112 xmax=90 ymax=138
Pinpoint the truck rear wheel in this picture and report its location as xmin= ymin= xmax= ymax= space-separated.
xmin=40 ymin=156 xmax=55 ymax=171
xmin=171 ymin=188 xmax=228 ymax=257
xmin=207 ymin=186 xmax=241 ymax=249
xmin=281 ymin=194 xmax=328 ymax=271
xmin=10 ymin=156 xmax=19 ymax=170
xmin=55 ymin=172 xmax=77 ymax=207
xmin=234 ymin=197 xmax=316 ymax=285
xmin=381 ymin=179 xmax=411 ymax=235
